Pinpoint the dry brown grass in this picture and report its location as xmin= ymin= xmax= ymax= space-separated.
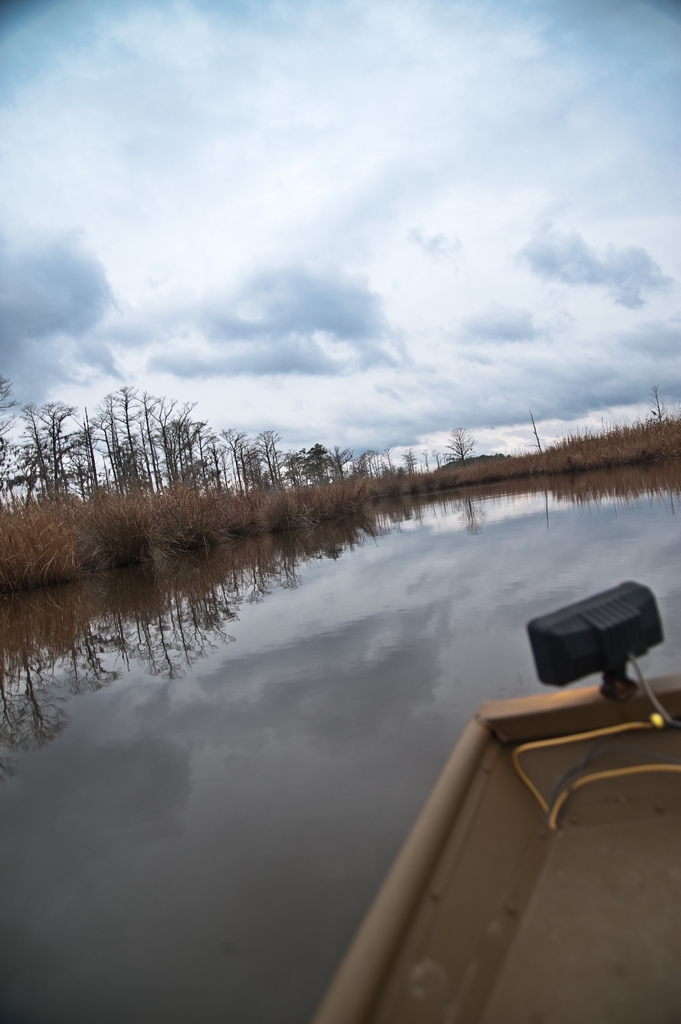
xmin=0 ymin=500 xmax=81 ymax=593
xmin=0 ymin=479 xmax=369 ymax=593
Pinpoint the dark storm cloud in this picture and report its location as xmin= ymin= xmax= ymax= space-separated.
xmin=461 ymin=304 xmax=540 ymax=343
xmin=0 ymin=233 xmax=115 ymax=397
xmin=519 ymin=227 xmax=674 ymax=309
xmin=150 ymin=267 xmax=399 ymax=378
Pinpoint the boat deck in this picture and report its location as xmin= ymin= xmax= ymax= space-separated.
xmin=313 ymin=675 xmax=681 ymax=1024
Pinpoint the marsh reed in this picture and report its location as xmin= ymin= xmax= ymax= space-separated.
xmin=370 ymin=415 xmax=681 ymax=499
xmin=0 ymin=479 xmax=369 ymax=593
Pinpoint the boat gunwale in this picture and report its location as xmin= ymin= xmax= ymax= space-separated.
xmin=479 ymin=673 xmax=681 ymax=743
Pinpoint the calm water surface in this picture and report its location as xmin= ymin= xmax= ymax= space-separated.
xmin=0 ymin=465 xmax=680 ymax=1023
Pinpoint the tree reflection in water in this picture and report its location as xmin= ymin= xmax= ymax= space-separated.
xmin=0 ymin=521 xmax=382 ymax=774
xmin=1 ymin=460 xmax=679 ymax=775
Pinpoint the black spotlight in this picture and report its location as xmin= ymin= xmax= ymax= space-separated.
xmin=527 ymin=581 xmax=663 ymax=698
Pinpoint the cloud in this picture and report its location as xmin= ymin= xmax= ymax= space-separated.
xmin=407 ymin=227 xmax=459 ymax=261
xmin=381 ymin=312 xmax=680 ymax=441
xmin=0 ymin=233 xmax=116 ymax=397
xmin=461 ymin=304 xmax=540 ymax=342
xmin=0 ymin=0 xmax=678 ymax=444
xmin=518 ymin=227 xmax=674 ymax=309
xmin=153 ymin=339 xmax=340 ymax=378
xmin=617 ymin=318 xmax=681 ymax=357
xmin=150 ymin=267 xmax=400 ymax=378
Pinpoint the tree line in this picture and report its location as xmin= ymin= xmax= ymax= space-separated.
xmin=0 ymin=375 xmax=477 ymax=500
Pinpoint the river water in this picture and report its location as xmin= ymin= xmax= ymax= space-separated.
xmin=0 ymin=464 xmax=679 ymax=1024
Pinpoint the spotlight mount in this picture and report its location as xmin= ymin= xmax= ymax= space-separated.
xmin=527 ymin=582 xmax=663 ymax=700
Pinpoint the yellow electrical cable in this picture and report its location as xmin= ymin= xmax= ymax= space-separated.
xmin=512 ymin=720 xmax=654 ymax=814
xmin=548 ymin=763 xmax=681 ymax=830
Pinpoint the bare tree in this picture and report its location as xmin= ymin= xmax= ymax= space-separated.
xmin=117 ymin=387 xmax=143 ymax=488
xmin=447 ymin=427 xmax=476 ymax=466
xmin=402 ymin=448 xmax=418 ymax=473
xmin=282 ymin=449 xmax=306 ymax=487
xmin=139 ymin=392 xmax=164 ymax=491
xmin=257 ymin=430 xmax=283 ymax=487
xmin=234 ymin=433 xmax=253 ymax=491
xmin=330 ymin=445 xmax=353 ymax=480
xmin=0 ymin=375 xmax=17 ymax=441
xmin=21 ymin=402 xmax=76 ymax=495
xmin=0 ymin=376 xmax=17 ymax=493
xmin=67 ymin=408 xmax=101 ymax=497
xmin=529 ymin=410 xmax=542 ymax=453
xmin=44 ymin=402 xmax=77 ymax=493
xmin=650 ymin=385 xmax=667 ymax=424
xmin=81 ymin=408 xmax=100 ymax=492
xmin=21 ymin=405 xmax=50 ymax=494
xmin=351 ymin=449 xmax=381 ymax=478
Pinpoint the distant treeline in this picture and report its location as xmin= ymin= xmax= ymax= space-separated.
xmin=0 ymin=373 xmax=679 ymax=593
xmin=0 ymin=376 xmax=476 ymax=500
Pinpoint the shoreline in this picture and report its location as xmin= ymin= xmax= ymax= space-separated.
xmin=1 ymin=415 xmax=679 ymax=595
xmin=368 ymin=414 xmax=681 ymax=499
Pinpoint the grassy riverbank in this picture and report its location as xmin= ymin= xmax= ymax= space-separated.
xmin=0 ymin=480 xmax=369 ymax=593
xmin=0 ymin=414 xmax=679 ymax=594
xmin=376 ymin=414 xmax=681 ymax=497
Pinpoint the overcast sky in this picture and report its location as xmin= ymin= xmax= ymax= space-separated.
xmin=0 ymin=0 xmax=679 ymax=454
